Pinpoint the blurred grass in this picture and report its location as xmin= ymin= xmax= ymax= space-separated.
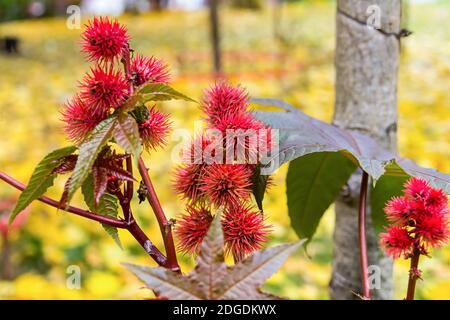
xmin=0 ymin=1 xmax=449 ymax=299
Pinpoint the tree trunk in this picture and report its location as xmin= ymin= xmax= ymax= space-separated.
xmin=149 ymin=0 xmax=162 ymax=11
xmin=208 ymin=0 xmax=222 ymax=74
xmin=272 ymin=0 xmax=282 ymax=41
xmin=331 ymin=0 xmax=402 ymax=300
xmin=1 ymin=233 xmax=14 ymax=280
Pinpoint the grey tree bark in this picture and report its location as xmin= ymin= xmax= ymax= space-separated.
xmin=331 ymin=0 xmax=402 ymax=299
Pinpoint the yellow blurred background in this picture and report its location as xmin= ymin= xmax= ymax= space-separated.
xmin=0 ymin=1 xmax=449 ymax=299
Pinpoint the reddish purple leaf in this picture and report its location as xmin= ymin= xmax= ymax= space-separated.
xmin=93 ymin=166 xmax=109 ymax=207
xmin=52 ymin=155 xmax=78 ymax=174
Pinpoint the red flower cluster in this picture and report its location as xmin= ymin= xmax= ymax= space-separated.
xmin=61 ymin=17 xmax=171 ymax=148
xmin=380 ymin=177 xmax=449 ymax=259
xmin=174 ymin=83 xmax=272 ymax=261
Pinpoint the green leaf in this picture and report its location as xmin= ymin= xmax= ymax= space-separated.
xmin=113 ymin=113 xmax=142 ymax=162
xmin=11 ymin=146 xmax=77 ymax=223
xmin=67 ymin=117 xmax=116 ymax=203
xmin=286 ymin=152 xmax=357 ymax=240
xmin=82 ymin=175 xmax=122 ymax=248
xmin=123 ymin=83 xmax=196 ymax=112
xmin=371 ymin=173 xmax=408 ymax=235
xmin=139 ymin=82 xmax=197 ymax=103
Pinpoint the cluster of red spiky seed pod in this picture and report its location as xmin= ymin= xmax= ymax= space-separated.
xmin=380 ymin=177 xmax=449 ymax=259
xmin=61 ymin=17 xmax=171 ymax=149
xmin=174 ymin=82 xmax=273 ymax=261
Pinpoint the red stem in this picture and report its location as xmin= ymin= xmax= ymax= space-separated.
xmin=138 ymin=157 xmax=179 ymax=271
xmin=121 ymin=44 xmax=179 ymax=271
xmin=0 ymin=171 xmax=127 ymax=228
xmin=0 ymin=170 xmax=171 ymax=268
xmin=128 ymin=221 xmax=168 ymax=267
xmin=406 ymin=248 xmax=421 ymax=300
xmin=112 ymin=184 xmax=168 ymax=267
xmin=121 ymin=44 xmax=134 ymax=95
xmin=121 ymin=45 xmax=135 ymax=223
xmin=124 ymin=156 xmax=134 ymax=222
xmin=358 ymin=171 xmax=371 ymax=300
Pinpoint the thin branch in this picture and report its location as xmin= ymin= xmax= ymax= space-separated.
xmin=127 ymin=221 xmax=168 ymax=267
xmin=138 ymin=156 xmax=180 ymax=271
xmin=0 ymin=171 xmax=127 ymax=228
xmin=406 ymin=248 xmax=421 ymax=300
xmin=121 ymin=44 xmax=134 ymax=95
xmin=124 ymin=156 xmax=134 ymax=222
xmin=0 ymin=170 xmax=171 ymax=268
xmin=358 ymin=171 xmax=371 ymax=300
xmin=120 ymin=44 xmax=135 ymax=223
xmin=111 ymin=182 xmax=169 ymax=268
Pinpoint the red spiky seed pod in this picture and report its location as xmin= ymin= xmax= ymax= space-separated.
xmin=222 ymin=204 xmax=271 ymax=261
xmin=380 ymin=226 xmax=414 ymax=259
xmin=131 ymin=54 xmax=170 ymax=87
xmin=424 ymin=187 xmax=448 ymax=211
xmin=81 ymin=17 xmax=130 ymax=62
xmin=200 ymin=164 xmax=253 ymax=208
xmin=201 ymin=82 xmax=249 ymax=126
xmin=80 ymin=65 xmax=129 ymax=113
xmin=212 ymin=111 xmax=271 ymax=163
xmin=173 ymin=163 xmax=208 ymax=204
xmin=61 ymin=95 xmax=107 ymax=143
xmin=175 ymin=205 xmax=213 ymax=254
xmin=138 ymin=107 xmax=172 ymax=150
xmin=384 ymin=196 xmax=410 ymax=225
xmin=404 ymin=177 xmax=431 ymax=200
xmin=415 ymin=214 xmax=449 ymax=248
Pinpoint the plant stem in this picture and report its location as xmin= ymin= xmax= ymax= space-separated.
xmin=358 ymin=171 xmax=371 ymax=300
xmin=113 ymin=185 xmax=168 ymax=267
xmin=406 ymin=248 xmax=421 ymax=300
xmin=127 ymin=220 xmax=168 ymax=267
xmin=138 ymin=156 xmax=180 ymax=272
xmin=0 ymin=170 xmax=172 ymax=268
xmin=121 ymin=44 xmax=134 ymax=95
xmin=124 ymin=156 xmax=134 ymax=222
xmin=0 ymin=171 xmax=127 ymax=228
xmin=121 ymin=45 xmax=179 ymax=270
